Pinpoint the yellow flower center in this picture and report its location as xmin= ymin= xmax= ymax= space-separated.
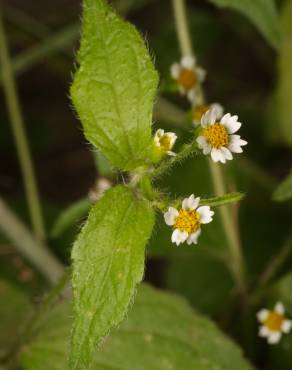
xmin=177 ymin=68 xmax=198 ymax=90
xmin=159 ymin=135 xmax=171 ymax=152
xmin=193 ymin=104 xmax=209 ymax=121
xmin=174 ymin=209 xmax=200 ymax=234
xmin=264 ymin=312 xmax=284 ymax=331
xmin=202 ymin=123 xmax=229 ymax=148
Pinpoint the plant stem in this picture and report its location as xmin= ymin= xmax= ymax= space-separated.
xmin=258 ymin=234 xmax=292 ymax=288
xmin=172 ymin=0 xmax=192 ymax=56
xmin=149 ymin=139 xmax=199 ymax=179
xmin=0 ymin=9 xmax=45 ymax=241
xmin=0 ymin=22 xmax=79 ymax=81
xmin=0 ymin=197 xmax=64 ymax=285
xmin=0 ymin=1 xmax=152 ymax=83
xmin=171 ymin=0 xmax=246 ymax=292
xmin=208 ymin=160 xmax=245 ymax=291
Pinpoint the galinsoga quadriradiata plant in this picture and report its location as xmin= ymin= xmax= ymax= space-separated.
xmin=1 ymin=0 xmax=292 ymax=370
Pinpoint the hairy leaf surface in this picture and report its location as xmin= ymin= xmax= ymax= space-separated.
xmin=21 ymin=284 xmax=254 ymax=370
xmin=71 ymin=0 xmax=158 ymax=170
xmin=70 ymin=185 xmax=154 ymax=370
xmin=200 ymin=192 xmax=245 ymax=207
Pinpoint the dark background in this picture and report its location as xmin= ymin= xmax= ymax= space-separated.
xmin=1 ymin=1 xmax=292 ymax=369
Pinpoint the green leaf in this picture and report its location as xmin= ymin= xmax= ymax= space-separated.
xmin=268 ymin=0 xmax=292 ymax=145
xmin=71 ymin=0 xmax=158 ymax=170
xmin=21 ymin=300 xmax=72 ymax=370
xmin=273 ymin=171 xmax=292 ymax=202
xmin=50 ymin=198 xmax=90 ymax=238
xmin=200 ymin=192 xmax=245 ymax=207
xmin=70 ymin=185 xmax=155 ymax=370
xmin=208 ymin=0 xmax=281 ymax=49
xmin=21 ymin=284 xmax=254 ymax=370
xmin=164 ymin=249 xmax=234 ymax=315
xmin=0 ymin=280 xmax=32 ymax=357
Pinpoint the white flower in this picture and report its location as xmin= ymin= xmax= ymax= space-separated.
xmin=192 ymin=103 xmax=224 ymax=127
xmin=164 ymin=194 xmax=214 ymax=246
xmin=154 ymin=129 xmax=177 ymax=156
xmin=196 ymin=108 xmax=247 ymax=163
xmin=170 ymin=55 xmax=206 ymax=102
xmin=257 ymin=302 xmax=292 ymax=345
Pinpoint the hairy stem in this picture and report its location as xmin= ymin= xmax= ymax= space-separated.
xmin=0 ymin=9 xmax=45 ymax=241
xmin=0 ymin=197 xmax=64 ymax=285
xmin=149 ymin=139 xmax=199 ymax=179
xmin=171 ymin=0 xmax=246 ymax=292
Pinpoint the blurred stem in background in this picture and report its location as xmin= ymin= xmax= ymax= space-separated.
xmin=0 ymin=197 xmax=64 ymax=285
xmin=0 ymin=22 xmax=79 ymax=81
xmin=172 ymin=0 xmax=246 ymax=293
xmin=0 ymin=6 xmax=45 ymax=242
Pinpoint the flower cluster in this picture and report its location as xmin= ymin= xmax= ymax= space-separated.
xmin=169 ymin=55 xmax=247 ymax=163
xmin=155 ymin=15 xmax=291 ymax=351
xmin=154 ymin=53 xmax=248 ymax=247
xmin=257 ymin=302 xmax=292 ymax=344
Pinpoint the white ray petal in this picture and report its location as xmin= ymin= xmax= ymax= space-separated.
xmin=181 ymin=55 xmax=195 ymax=69
xmin=259 ymin=325 xmax=270 ymax=337
xmin=182 ymin=194 xmax=200 ymax=210
xmin=223 ymin=116 xmax=241 ymax=134
xmin=211 ymin=148 xmax=226 ymax=163
xmin=170 ymin=63 xmax=181 ymax=79
xmin=220 ymin=146 xmax=233 ymax=161
xmin=210 ymin=103 xmax=224 ymax=120
xmin=164 ymin=207 xmax=179 ymax=226
xmin=228 ymin=135 xmax=247 ymax=153
xmin=186 ymin=229 xmax=201 ymax=245
xmin=220 ymin=113 xmax=231 ymax=125
xmin=282 ymin=320 xmax=292 ymax=333
xmin=167 ymin=132 xmax=177 ymax=148
xmin=196 ymin=67 xmax=206 ymax=82
xmin=275 ymin=302 xmax=285 ymax=315
xmin=187 ymin=88 xmax=196 ymax=103
xmin=268 ymin=331 xmax=281 ymax=345
xmin=171 ymin=229 xmax=188 ymax=246
xmin=197 ymin=136 xmax=211 ymax=154
xmin=197 ymin=206 xmax=214 ymax=224
xmin=257 ymin=309 xmax=269 ymax=322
